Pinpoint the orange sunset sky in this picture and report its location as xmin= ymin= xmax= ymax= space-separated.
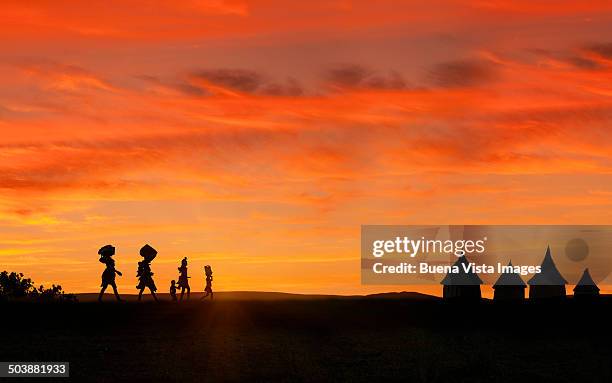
xmin=1 ymin=1 xmax=612 ymax=295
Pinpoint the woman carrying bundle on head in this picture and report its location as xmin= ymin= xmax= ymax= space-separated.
xmin=98 ymin=245 xmax=122 ymax=302
xmin=177 ymin=257 xmax=190 ymax=301
xmin=136 ymin=244 xmax=158 ymax=302
xmin=201 ymin=265 xmax=213 ymax=300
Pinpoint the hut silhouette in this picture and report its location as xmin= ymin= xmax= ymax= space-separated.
xmin=573 ymin=268 xmax=599 ymax=300
xmin=493 ymin=261 xmax=526 ymax=302
xmin=440 ymin=256 xmax=482 ymax=301
xmin=527 ymin=246 xmax=567 ymax=299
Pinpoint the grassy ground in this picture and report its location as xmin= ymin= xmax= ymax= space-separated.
xmin=0 ymin=296 xmax=610 ymax=382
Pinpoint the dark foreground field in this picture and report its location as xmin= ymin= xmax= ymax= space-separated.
xmin=0 ymin=294 xmax=610 ymax=382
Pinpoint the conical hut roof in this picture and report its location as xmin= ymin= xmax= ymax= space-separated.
xmin=493 ymin=261 xmax=526 ymax=287
xmin=527 ymin=246 xmax=567 ymax=285
xmin=574 ymin=268 xmax=599 ymax=291
xmin=440 ymin=256 xmax=483 ymax=286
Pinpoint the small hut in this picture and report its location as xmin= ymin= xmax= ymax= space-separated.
xmin=493 ymin=261 xmax=526 ymax=302
xmin=573 ymin=268 xmax=600 ymax=300
xmin=527 ymin=246 xmax=567 ymax=299
xmin=441 ymin=256 xmax=482 ymax=301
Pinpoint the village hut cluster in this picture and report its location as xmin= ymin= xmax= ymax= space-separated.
xmin=441 ymin=246 xmax=601 ymax=302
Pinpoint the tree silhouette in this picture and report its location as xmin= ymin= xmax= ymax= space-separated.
xmin=0 ymin=271 xmax=35 ymax=298
xmin=0 ymin=271 xmax=76 ymax=302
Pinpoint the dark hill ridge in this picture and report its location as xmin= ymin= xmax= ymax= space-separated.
xmin=0 ymin=294 xmax=610 ymax=382
xmin=77 ymin=290 xmax=440 ymax=302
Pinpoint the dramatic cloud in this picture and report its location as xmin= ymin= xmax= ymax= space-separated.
xmin=183 ymin=69 xmax=304 ymax=96
xmin=428 ymin=59 xmax=498 ymax=88
xmin=587 ymin=42 xmax=612 ymax=59
xmin=528 ymin=48 xmax=607 ymax=71
xmin=567 ymin=56 xmax=603 ymax=70
xmin=324 ymin=64 xmax=408 ymax=90
xmin=15 ymin=60 xmax=116 ymax=92
xmin=193 ymin=69 xmax=263 ymax=93
xmin=136 ymin=75 xmax=209 ymax=97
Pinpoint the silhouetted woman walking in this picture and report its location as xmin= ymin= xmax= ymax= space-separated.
xmin=201 ymin=265 xmax=213 ymax=300
xmin=177 ymin=257 xmax=190 ymax=300
xmin=98 ymin=245 xmax=122 ymax=302
xmin=137 ymin=244 xmax=158 ymax=302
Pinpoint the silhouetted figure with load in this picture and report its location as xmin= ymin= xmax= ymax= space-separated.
xmin=170 ymin=280 xmax=178 ymax=301
xmin=98 ymin=245 xmax=122 ymax=302
xmin=177 ymin=257 xmax=191 ymax=300
xmin=137 ymin=244 xmax=158 ymax=302
xmin=201 ymin=265 xmax=213 ymax=300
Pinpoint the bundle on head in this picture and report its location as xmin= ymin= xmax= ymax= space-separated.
xmin=140 ymin=244 xmax=158 ymax=262
xmin=98 ymin=245 xmax=115 ymax=257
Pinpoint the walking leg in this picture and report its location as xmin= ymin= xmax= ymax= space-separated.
xmin=112 ymin=284 xmax=121 ymax=302
xmin=98 ymin=286 xmax=107 ymax=302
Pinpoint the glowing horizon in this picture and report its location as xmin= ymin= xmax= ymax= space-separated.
xmin=1 ymin=1 xmax=612 ymax=295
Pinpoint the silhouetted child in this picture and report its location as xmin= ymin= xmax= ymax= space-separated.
xmin=98 ymin=245 xmax=122 ymax=302
xmin=201 ymin=265 xmax=213 ymax=300
xmin=136 ymin=244 xmax=158 ymax=302
xmin=170 ymin=280 xmax=177 ymax=301
xmin=177 ymin=257 xmax=190 ymax=301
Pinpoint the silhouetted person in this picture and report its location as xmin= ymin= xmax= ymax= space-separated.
xmin=98 ymin=245 xmax=122 ymax=302
xmin=137 ymin=244 xmax=158 ymax=302
xmin=177 ymin=257 xmax=190 ymax=301
xmin=201 ymin=265 xmax=213 ymax=300
xmin=170 ymin=280 xmax=177 ymax=302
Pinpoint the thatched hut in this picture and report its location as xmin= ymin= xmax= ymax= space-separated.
xmin=527 ymin=246 xmax=567 ymax=299
xmin=573 ymin=268 xmax=599 ymax=300
xmin=493 ymin=261 xmax=526 ymax=302
xmin=441 ymin=256 xmax=482 ymax=301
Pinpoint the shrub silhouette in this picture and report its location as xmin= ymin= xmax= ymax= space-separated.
xmin=0 ymin=271 xmax=34 ymax=298
xmin=0 ymin=271 xmax=76 ymax=302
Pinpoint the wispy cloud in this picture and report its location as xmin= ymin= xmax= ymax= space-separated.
xmin=428 ymin=59 xmax=498 ymax=88
xmin=323 ymin=64 xmax=408 ymax=90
